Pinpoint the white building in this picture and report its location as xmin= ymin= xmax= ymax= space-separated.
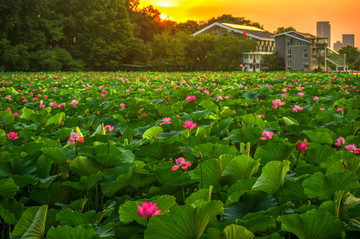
xmin=192 ymin=22 xmax=275 ymax=72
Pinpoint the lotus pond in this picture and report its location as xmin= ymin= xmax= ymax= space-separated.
xmin=1 ymin=71 xmax=360 ymax=239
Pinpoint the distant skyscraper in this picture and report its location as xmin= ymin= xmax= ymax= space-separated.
xmin=342 ymin=34 xmax=355 ymax=47
xmin=317 ymin=21 xmax=331 ymax=46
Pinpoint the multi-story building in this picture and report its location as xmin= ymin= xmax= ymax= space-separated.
xmin=275 ymin=31 xmax=328 ymax=71
xmin=333 ymin=41 xmax=344 ymax=52
xmin=317 ymin=21 xmax=331 ymax=47
xmin=192 ymin=22 xmax=275 ymax=72
xmin=342 ymin=34 xmax=355 ymax=47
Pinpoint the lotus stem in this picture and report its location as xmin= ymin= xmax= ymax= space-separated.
xmin=181 ymin=170 xmax=185 ymax=204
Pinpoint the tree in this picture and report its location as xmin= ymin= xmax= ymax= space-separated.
xmin=262 ymin=52 xmax=285 ymax=71
xmin=206 ymin=14 xmax=263 ymax=29
xmin=275 ymin=26 xmax=296 ymax=34
xmin=184 ymin=34 xmax=216 ymax=64
xmin=71 ymin=0 xmax=134 ymax=70
xmin=208 ymin=34 xmax=256 ymax=71
xmin=150 ymin=32 xmax=186 ymax=65
xmin=175 ymin=21 xmax=201 ymax=34
xmin=339 ymin=45 xmax=360 ymax=70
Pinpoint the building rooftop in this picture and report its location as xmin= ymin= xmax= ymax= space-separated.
xmin=193 ymin=22 xmax=275 ymax=40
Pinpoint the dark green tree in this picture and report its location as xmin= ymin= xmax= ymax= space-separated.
xmin=275 ymin=26 xmax=296 ymax=34
xmin=71 ymin=0 xmax=134 ymax=70
xmin=184 ymin=34 xmax=216 ymax=64
xmin=339 ymin=45 xmax=360 ymax=70
xmin=262 ymin=52 xmax=285 ymax=71
xmin=206 ymin=14 xmax=263 ymax=29
xmin=150 ymin=32 xmax=187 ymax=65
xmin=208 ymin=34 xmax=256 ymax=71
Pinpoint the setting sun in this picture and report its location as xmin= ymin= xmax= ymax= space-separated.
xmin=160 ymin=13 xmax=169 ymax=20
xmin=139 ymin=0 xmax=360 ymax=48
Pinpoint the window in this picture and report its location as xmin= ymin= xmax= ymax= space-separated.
xmin=287 ymin=61 xmax=292 ymax=67
xmin=287 ymin=48 xmax=292 ymax=56
xmin=256 ymin=55 xmax=260 ymax=59
xmin=304 ymin=48 xmax=309 ymax=58
xmin=256 ymin=64 xmax=260 ymax=69
xmin=250 ymin=55 xmax=253 ymax=59
xmin=303 ymin=60 xmax=309 ymax=65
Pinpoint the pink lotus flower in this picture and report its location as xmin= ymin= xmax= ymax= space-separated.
xmin=260 ymin=130 xmax=274 ymax=140
xmin=40 ymin=104 xmax=45 ymax=109
xmin=334 ymin=137 xmax=345 ymax=147
xmin=6 ymin=107 xmax=11 ymax=112
xmin=59 ymin=104 xmax=65 ymax=109
xmin=183 ymin=120 xmax=197 ymax=130
xmin=320 ymin=108 xmax=325 ymax=111
xmin=13 ymin=112 xmax=19 ymax=117
xmin=296 ymin=139 xmax=308 ymax=154
xmin=160 ymin=117 xmax=171 ymax=126
xmin=104 ymin=125 xmax=114 ymax=133
xmin=337 ymin=108 xmax=343 ymax=113
xmin=120 ymin=103 xmax=125 ymax=109
xmin=7 ymin=132 xmax=19 ymax=140
xmin=185 ymin=96 xmax=196 ymax=102
xmin=49 ymin=102 xmax=58 ymax=108
xmin=33 ymin=97 xmax=38 ymax=101
xmin=344 ymin=144 xmax=360 ymax=154
xmin=69 ymin=100 xmax=79 ymax=106
xmin=257 ymin=114 xmax=264 ymax=118
xmin=68 ymin=132 xmax=84 ymax=145
xmin=137 ymin=201 xmax=162 ymax=219
xmin=216 ymin=96 xmax=224 ymax=102
xmin=272 ymin=99 xmax=286 ymax=110
xmin=292 ymin=105 xmax=304 ymax=113
xmin=172 ymin=157 xmax=192 ymax=171
xmin=313 ymin=96 xmax=319 ymax=101
xmin=141 ymin=113 xmax=147 ymax=116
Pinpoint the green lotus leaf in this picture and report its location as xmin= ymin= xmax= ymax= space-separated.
xmin=222 ymin=224 xmax=254 ymax=239
xmin=304 ymin=131 xmax=333 ymax=145
xmin=46 ymin=225 xmax=98 ymax=239
xmin=144 ymin=201 xmax=223 ymax=239
xmin=254 ymin=142 xmax=295 ymax=164
xmin=305 ymin=143 xmax=336 ymax=166
xmin=45 ymin=112 xmax=66 ymax=127
xmin=252 ymin=160 xmax=290 ymax=194
xmin=0 ymin=177 xmax=19 ymax=197
xmin=223 ymin=191 xmax=277 ymax=221
xmin=302 ymin=170 xmax=359 ymax=200
xmin=200 ymin=99 xmax=219 ymax=113
xmin=192 ymin=155 xmax=232 ymax=190
xmin=277 ymin=209 xmax=344 ymax=239
xmin=70 ymin=156 xmax=103 ymax=177
xmin=222 ymin=155 xmax=260 ymax=185
xmin=143 ymin=126 xmax=163 ymax=141
xmin=240 ymin=211 xmax=276 ymax=233
xmin=12 ymin=205 xmax=48 ymax=239
xmin=56 ymin=208 xmax=99 ymax=226
xmin=192 ymin=143 xmax=237 ymax=160
xmin=186 ymin=186 xmax=213 ymax=205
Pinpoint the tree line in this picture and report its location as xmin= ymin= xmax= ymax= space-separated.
xmin=0 ymin=0 xmax=262 ymax=72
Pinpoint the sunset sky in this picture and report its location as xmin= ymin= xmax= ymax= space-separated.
xmin=139 ymin=0 xmax=360 ymax=48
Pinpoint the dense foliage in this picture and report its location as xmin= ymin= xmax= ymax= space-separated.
xmin=1 ymin=71 xmax=360 ymax=238
xmin=0 ymin=0 xmax=258 ymax=71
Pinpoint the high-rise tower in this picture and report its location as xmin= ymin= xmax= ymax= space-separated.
xmin=342 ymin=34 xmax=355 ymax=47
xmin=317 ymin=21 xmax=331 ymax=46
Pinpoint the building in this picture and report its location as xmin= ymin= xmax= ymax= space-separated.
xmin=275 ymin=31 xmax=328 ymax=71
xmin=317 ymin=21 xmax=331 ymax=47
xmin=192 ymin=22 xmax=275 ymax=72
xmin=334 ymin=41 xmax=344 ymax=51
xmin=342 ymin=34 xmax=355 ymax=47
